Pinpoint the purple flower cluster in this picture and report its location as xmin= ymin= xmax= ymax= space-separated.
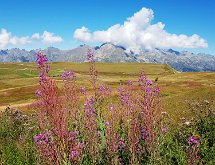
xmin=69 ymin=150 xmax=79 ymax=159
xmin=122 ymin=93 xmax=131 ymax=106
xmin=62 ymin=70 xmax=76 ymax=81
xmin=84 ymin=97 xmax=96 ymax=116
xmin=98 ymin=84 xmax=112 ymax=97
xmin=138 ymin=71 xmax=154 ymax=87
xmin=128 ymin=80 xmax=133 ymax=86
xmin=118 ymin=158 xmax=123 ymax=165
xmin=67 ymin=130 xmax=79 ymax=142
xmin=145 ymin=88 xmax=152 ymax=93
xmin=141 ymin=128 xmax=149 ymax=140
xmin=161 ymin=127 xmax=168 ymax=134
xmin=188 ymin=136 xmax=200 ymax=146
xmin=80 ymin=87 xmax=87 ymax=94
xmin=39 ymin=72 xmax=47 ymax=83
xmin=35 ymin=89 xmax=42 ymax=97
xmin=154 ymin=87 xmax=160 ymax=93
xmin=37 ymin=52 xmax=48 ymax=66
xmin=69 ymin=142 xmax=84 ymax=160
xmin=34 ymin=133 xmax=48 ymax=144
xmin=117 ymin=139 xmax=126 ymax=150
xmin=87 ymin=49 xmax=94 ymax=62
xmin=37 ymin=52 xmax=49 ymax=72
xmin=37 ymin=52 xmax=50 ymax=83
xmin=138 ymin=72 xmax=147 ymax=85
xmin=146 ymin=79 xmax=153 ymax=86
xmin=109 ymin=105 xmax=116 ymax=111
xmin=118 ymin=87 xmax=125 ymax=93
xmin=145 ymin=87 xmax=160 ymax=96
xmin=105 ymin=121 xmax=110 ymax=126
xmin=118 ymin=87 xmax=132 ymax=107
xmin=145 ymin=87 xmax=160 ymax=95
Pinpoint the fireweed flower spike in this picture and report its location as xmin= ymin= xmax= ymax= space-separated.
xmin=188 ymin=136 xmax=200 ymax=147
xmin=36 ymin=51 xmax=50 ymax=83
xmin=62 ymin=70 xmax=76 ymax=81
xmin=187 ymin=136 xmax=201 ymax=164
xmin=117 ymin=139 xmax=126 ymax=150
xmin=146 ymin=79 xmax=153 ymax=86
xmin=98 ymin=84 xmax=112 ymax=98
xmin=138 ymin=70 xmax=147 ymax=85
xmin=87 ymin=49 xmax=94 ymax=62
xmin=80 ymin=87 xmax=87 ymax=95
xmin=141 ymin=128 xmax=149 ymax=140
xmin=69 ymin=150 xmax=79 ymax=159
xmin=34 ymin=133 xmax=48 ymax=144
xmin=34 ymin=51 xmax=84 ymax=164
xmin=84 ymin=97 xmax=96 ymax=116
xmin=137 ymin=70 xmax=162 ymax=163
xmin=87 ymin=49 xmax=97 ymax=89
xmin=37 ymin=53 xmax=48 ymax=68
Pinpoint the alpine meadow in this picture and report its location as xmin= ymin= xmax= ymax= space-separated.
xmin=0 ymin=0 xmax=215 ymax=165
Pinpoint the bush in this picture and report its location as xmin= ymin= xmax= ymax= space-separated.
xmin=0 ymin=107 xmax=37 ymax=165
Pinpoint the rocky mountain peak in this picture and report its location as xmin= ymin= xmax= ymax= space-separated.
xmin=0 ymin=43 xmax=215 ymax=72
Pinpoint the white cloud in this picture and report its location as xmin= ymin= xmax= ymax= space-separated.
xmin=73 ymin=27 xmax=92 ymax=42
xmin=0 ymin=29 xmax=63 ymax=49
xmin=0 ymin=29 xmax=31 ymax=48
xmin=41 ymin=31 xmax=63 ymax=43
xmin=31 ymin=31 xmax=64 ymax=44
xmin=10 ymin=36 xmax=31 ymax=45
xmin=73 ymin=7 xmax=208 ymax=53
xmin=0 ymin=29 xmax=10 ymax=49
xmin=31 ymin=33 xmax=41 ymax=40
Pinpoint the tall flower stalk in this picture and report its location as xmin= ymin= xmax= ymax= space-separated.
xmin=187 ymin=136 xmax=201 ymax=165
xmin=62 ymin=70 xmax=80 ymax=129
xmin=138 ymin=70 xmax=162 ymax=163
xmin=87 ymin=49 xmax=97 ymax=90
xmin=35 ymin=52 xmax=83 ymax=164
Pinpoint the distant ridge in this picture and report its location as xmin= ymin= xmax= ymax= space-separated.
xmin=0 ymin=43 xmax=215 ymax=72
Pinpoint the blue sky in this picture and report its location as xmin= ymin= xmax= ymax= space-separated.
xmin=0 ymin=0 xmax=214 ymax=54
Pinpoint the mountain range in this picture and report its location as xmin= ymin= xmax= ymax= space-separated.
xmin=0 ymin=43 xmax=215 ymax=72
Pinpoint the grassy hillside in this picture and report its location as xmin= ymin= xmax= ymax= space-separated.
xmin=0 ymin=62 xmax=214 ymax=124
xmin=0 ymin=62 xmax=173 ymax=106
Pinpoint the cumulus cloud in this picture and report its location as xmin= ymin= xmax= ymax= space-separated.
xmin=10 ymin=36 xmax=31 ymax=45
xmin=74 ymin=27 xmax=92 ymax=42
xmin=41 ymin=31 xmax=63 ymax=43
xmin=31 ymin=33 xmax=40 ymax=40
xmin=31 ymin=31 xmax=64 ymax=43
xmin=0 ymin=29 xmax=11 ymax=49
xmin=74 ymin=7 xmax=208 ymax=53
xmin=0 ymin=29 xmax=63 ymax=49
xmin=0 ymin=29 xmax=31 ymax=48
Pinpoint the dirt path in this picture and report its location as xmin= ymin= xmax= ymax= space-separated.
xmin=0 ymin=101 xmax=34 ymax=112
xmin=0 ymin=84 xmax=38 ymax=93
